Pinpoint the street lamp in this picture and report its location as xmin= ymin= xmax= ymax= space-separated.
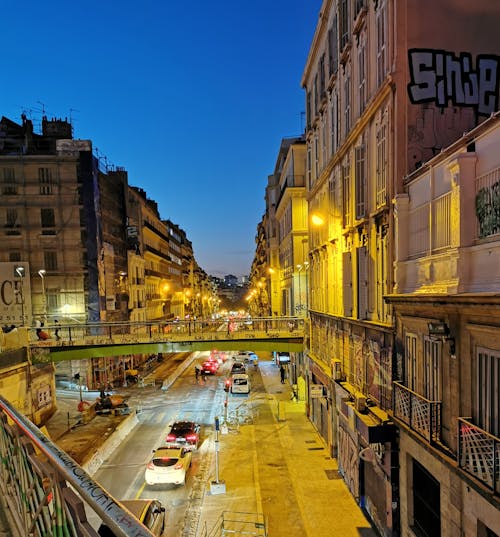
xmin=15 ymin=266 xmax=25 ymax=326
xmin=38 ymin=269 xmax=47 ymax=323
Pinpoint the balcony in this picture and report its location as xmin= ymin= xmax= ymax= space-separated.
xmin=393 ymin=381 xmax=442 ymax=444
xmin=458 ymin=417 xmax=500 ymax=493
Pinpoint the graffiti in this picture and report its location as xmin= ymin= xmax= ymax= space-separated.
xmin=408 ymin=48 xmax=500 ymax=116
xmin=476 ymin=181 xmax=500 ymax=237
xmin=338 ymin=425 xmax=360 ymax=499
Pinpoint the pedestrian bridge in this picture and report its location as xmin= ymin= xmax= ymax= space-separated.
xmin=18 ymin=316 xmax=306 ymax=364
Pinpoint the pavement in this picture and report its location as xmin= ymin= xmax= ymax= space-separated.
xmin=43 ymin=355 xmax=377 ymax=537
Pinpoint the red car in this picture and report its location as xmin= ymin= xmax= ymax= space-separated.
xmin=165 ymin=421 xmax=200 ymax=450
xmin=201 ymin=360 xmax=218 ymax=374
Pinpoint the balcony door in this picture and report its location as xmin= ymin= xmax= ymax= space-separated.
xmin=476 ymin=347 xmax=500 ymax=437
xmin=423 ymin=338 xmax=442 ymax=402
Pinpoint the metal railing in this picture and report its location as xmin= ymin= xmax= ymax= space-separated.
xmin=0 ymin=395 xmax=155 ymax=537
xmin=25 ymin=317 xmax=304 ymax=349
xmin=458 ymin=417 xmax=500 ymax=493
xmin=200 ymin=511 xmax=268 ymax=537
xmin=393 ymin=381 xmax=442 ymax=444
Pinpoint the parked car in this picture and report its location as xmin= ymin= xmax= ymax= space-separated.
xmin=236 ymin=351 xmax=258 ymax=365
xmin=145 ymin=446 xmax=192 ymax=486
xmin=166 ymin=421 xmax=200 ymax=450
xmin=98 ymin=499 xmax=166 ymax=536
xmin=231 ymin=373 xmax=250 ymax=394
xmin=230 ymin=361 xmax=246 ymax=375
xmin=201 ymin=359 xmax=219 ymax=374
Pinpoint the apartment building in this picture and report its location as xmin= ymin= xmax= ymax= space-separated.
xmin=300 ymin=1 xmax=500 ymax=535
xmin=0 ymin=114 xmax=208 ymax=389
xmin=387 ymin=114 xmax=500 ymax=537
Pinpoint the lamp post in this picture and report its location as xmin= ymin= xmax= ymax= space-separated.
xmin=38 ymin=269 xmax=47 ymax=323
xmin=15 ymin=266 xmax=25 ymax=326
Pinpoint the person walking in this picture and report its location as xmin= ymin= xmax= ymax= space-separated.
xmin=54 ymin=319 xmax=60 ymax=341
xmin=280 ymin=364 xmax=286 ymax=384
xmin=195 ymin=365 xmax=200 ymax=381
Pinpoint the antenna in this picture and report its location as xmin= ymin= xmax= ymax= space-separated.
xmin=37 ymin=101 xmax=46 ymax=116
xmin=69 ymin=108 xmax=80 ymax=123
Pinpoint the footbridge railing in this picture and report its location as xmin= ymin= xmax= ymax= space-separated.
xmin=0 ymin=395 xmax=155 ymax=537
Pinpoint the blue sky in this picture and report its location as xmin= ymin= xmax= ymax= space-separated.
xmin=2 ymin=1 xmax=322 ymax=277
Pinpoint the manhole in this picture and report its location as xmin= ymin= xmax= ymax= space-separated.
xmin=324 ymin=469 xmax=342 ymax=480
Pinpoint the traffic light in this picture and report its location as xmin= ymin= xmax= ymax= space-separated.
xmin=224 ymin=379 xmax=231 ymax=393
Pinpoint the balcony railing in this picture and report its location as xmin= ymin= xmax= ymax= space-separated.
xmin=458 ymin=417 xmax=500 ymax=493
xmin=393 ymin=381 xmax=442 ymax=444
xmin=408 ymin=191 xmax=452 ymax=258
xmin=475 ymin=166 xmax=500 ymax=239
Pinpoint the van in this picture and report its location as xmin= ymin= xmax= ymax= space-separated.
xmin=230 ymin=373 xmax=250 ymax=394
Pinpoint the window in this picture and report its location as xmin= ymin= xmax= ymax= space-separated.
xmin=342 ymin=251 xmax=352 ymax=317
xmin=376 ymin=0 xmax=388 ymax=87
xmin=41 ymin=208 xmax=56 ymax=234
xmin=376 ymin=118 xmax=388 ymax=207
xmin=357 ymin=246 xmax=368 ymax=319
xmin=6 ymin=209 xmax=18 ymax=227
xmin=358 ymin=35 xmax=367 ymax=114
xmin=355 ymin=141 xmax=366 ymax=219
xmin=1 ymin=167 xmax=17 ymax=194
xmin=44 ymin=251 xmax=58 ymax=271
xmin=404 ymin=333 xmax=418 ymax=391
xmin=476 ymin=347 xmax=500 ymax=437
xmin=342 ymin=161 xmax=351 ymax=227
xmin=344 ymin=66 xmax=351 ymax=137
xmin=39 ymin=167 xmax=54 ymax=195
xmin=319 ymin=55 xmax=326 ymax=98
xmin=413 ymin=459 xmax=441 ymax=537
xmin=328 ymin=16 xmax=339 ymax=76
xmin=307 ymin=146 xmax=312 ymax=189
xmin=330 ymin=90 xmax=339 ymax=156
xmin=423 ymin=338 xmax=442 ymax=401
xmin=339 ymin=0 xmax=350 ymax=50
xmin=9 ymin=251 xmax=21 ymax=262
xmin=306 ymin=92 xmax=312 ymax=129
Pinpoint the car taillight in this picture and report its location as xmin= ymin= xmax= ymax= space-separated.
xmin=147 ymin=462 xmax=154 ymax=470
xmin=174 ymin=462 xmax=183 ymax=469
xmin=186 ymin=434 xmax=197 ymax=441
xmin=166 ymin=434 xmax=176 ymax=441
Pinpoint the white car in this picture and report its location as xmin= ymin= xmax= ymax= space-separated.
xmin=231 ymin=373 xmax=250 ymax=394
xmin=145 ymin=446 xmax=192 ymax=486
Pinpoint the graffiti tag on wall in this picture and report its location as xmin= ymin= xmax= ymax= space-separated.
xmin=407 ymin=48 xmax=500 ymax=116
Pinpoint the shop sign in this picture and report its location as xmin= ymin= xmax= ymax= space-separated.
xmin=310 ymin=384 xmax=324 ymax=398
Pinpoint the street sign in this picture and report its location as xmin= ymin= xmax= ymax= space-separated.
xmin=310 ymin=384 xmax=324 ymax=398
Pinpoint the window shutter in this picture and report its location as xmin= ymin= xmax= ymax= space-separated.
xmin=342 ymin=251 xmax=352 ymax=316
xmin=357 ymin=246 xmax=368 ymax=319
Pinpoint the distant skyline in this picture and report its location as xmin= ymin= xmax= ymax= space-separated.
xmin=1 ymin=0 xmax=323 ymax=277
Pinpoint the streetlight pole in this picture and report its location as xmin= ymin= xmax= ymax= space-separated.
xmin=38 ymin=269 xmax=47 ymax=324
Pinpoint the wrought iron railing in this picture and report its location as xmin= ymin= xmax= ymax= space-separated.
xmin=0 ymin=395 xmax=154 ymax=537
xmin=458 ymin=417 xmax=500 ymax=493
xmin=475 ymin=166 xmax=500 ymax=239
xmin=393 ymin=381 xmax=442 ymax=443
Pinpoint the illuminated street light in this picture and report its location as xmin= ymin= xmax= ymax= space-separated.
xmin=311 ymin=213 xmax=325 ymax=226
xmin=38 ymin=269 xmax=47 ymax=323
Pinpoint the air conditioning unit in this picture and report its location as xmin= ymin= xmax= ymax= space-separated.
xmin=332 ymin=360 xmax=343 ymax=381
xmin=355 ymin=393 xmax=367 ymax=413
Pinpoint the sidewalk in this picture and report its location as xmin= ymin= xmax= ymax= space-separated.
xmin=45 ymin=357 xmax=377 ymax=537
xmin=198 ymin=361 xmax=377 ymax=537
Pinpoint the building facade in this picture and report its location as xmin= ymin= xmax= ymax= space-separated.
xmin=387 ymin=114 xmax=500 ymax=537
xmin=300 ymin=1 xmax=500 ymax=535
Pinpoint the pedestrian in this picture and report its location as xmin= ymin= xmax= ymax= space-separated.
xmin=280 ymin=365 xmax=286 ymax=384
xmin=54 ymin=319 xmax=60 ymax=341
xmin=195 ymin=366 xmax=200 ymax=380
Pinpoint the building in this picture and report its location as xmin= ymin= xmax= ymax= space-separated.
xmin=299 ymin=1 xmax=500 ymax=535
xmin=0 ymin=113 xmax=207 ymax=390
xmin=387 ymin=113 xmax=500 ymax=537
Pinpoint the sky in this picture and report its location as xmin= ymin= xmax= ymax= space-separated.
xmin=1 ymin=0 xmax=323 ymax=278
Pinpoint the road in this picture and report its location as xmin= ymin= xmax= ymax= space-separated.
xmin=87 ymin=350 xmax=259 ymax=537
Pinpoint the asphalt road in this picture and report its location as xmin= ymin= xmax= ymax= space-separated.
xmin=84 ymin=350 xmax=255 ymax=537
